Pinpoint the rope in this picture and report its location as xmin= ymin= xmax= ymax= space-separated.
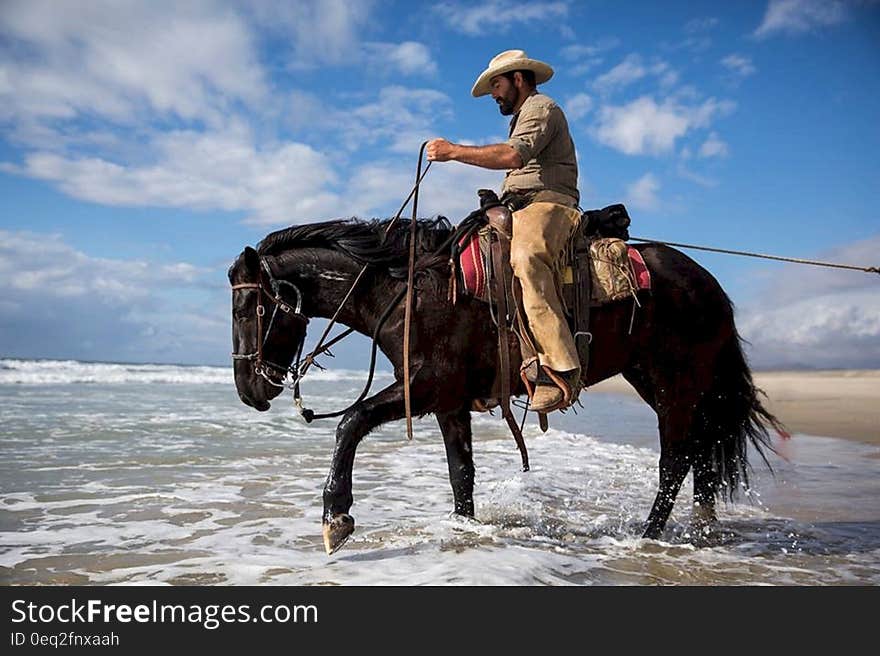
xmin=301 ymin=286 xmax=407 ymax=422
xmin=296 ymin=146 xmax=434 ymax=423
xmin=402 ymin=141 xmax=428 ymax=441
xmin=630 ymin=236 xmax=880 ymax=275
xmin=294 ymin=164 xmax=434 ymax=385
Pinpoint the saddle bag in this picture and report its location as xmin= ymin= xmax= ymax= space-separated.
xmin=589 ymin=238 xmax=638 ymax=304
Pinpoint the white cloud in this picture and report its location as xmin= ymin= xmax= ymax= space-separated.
xmin=593 ymin=55 xmax=648 ymax=93
xmin=559 ymin=41 xmax=620 ymax=76
xmin=344 ymin=163 xmax=417 ymax=217
xmin=566 ymin=59 xmax=603 ymax=77
xmin=738 ymin=235 xmax=880 ymax=368
xmin=0 ymin=2 xmax=458 ymax=228
xmin=246 ymin=0 xmax=375 ymax=67
xmin=343 ymin=86 xmax=454 ymax=153
xmin=412 ymin=163 xmax=504 ymax=220
xmin=593 ymin=55 xmax=679 ymax=95
xmin=657 ymin=67 xmax=680 ymax=89
xmin=754 ymin=0 xmax=849 ymax=38
xmin=699 ymin=132 xmax=729 ymax=158
xmin=751 ymin=236 xmax=880 ymax=306
xmin=0 ymin=0 xmax=267 ymax=128
xmin=362 ymin=42 xmax=438 ymax=77
xmin=0 ymin=230 xmax=227 ymax=364
xmin=248 ymin=2 xmax=437 ymax=78
xmin=347 ymin=159 xmax=503 ymax=220
xmin=559 ymin=40 xmax=620 ymax=61
xmin=283 ymin=84 xmax=452 ymax=155
xmin=0 ymin=231 xmax=202 ymax=301
xmin=565 ymin=93 xmax=594 ymax=120
xmin=433 ymin=0 xmax=569 ymax=36
xmin=693 ymin=98 xmax=737 ymax=125
xmin=593 ymin=96 xmax=735 ymax=156
xmin=721 ymin=54 xmax=757 ymax=78
xmin=676 ymin=164 xmax=718 ymax=188
xmin=595 ymin=98 xmax=686 ymax=155
xmin=2 ymin=76 xmax=459 ymax=226
xmin=741 ymin=293 xmax=880 ymax=368
xmin=673 ymin=17 xmax=720 ymax=53
xmin=672 ymin=36 xmax=714 ymax=53
xmin=3 ymin=125 xmax=344 ymax=226
xmin=684 ymin=17 xmax=720 ymax=33
xmin=624 ymin=173 xmax=661 ymax=211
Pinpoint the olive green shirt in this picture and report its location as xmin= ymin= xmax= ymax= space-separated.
xmin=503 ymin=92 xmax=579 ymax=204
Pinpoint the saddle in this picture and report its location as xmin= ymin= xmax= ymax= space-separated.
xmin=447 ymin=191 xmax=651 ymax=468
xmin=452 ymin=193 xmax=650 ymax=382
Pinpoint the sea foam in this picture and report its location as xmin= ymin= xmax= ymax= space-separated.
xmin=0 ymin=358 xmax=392 ymax=385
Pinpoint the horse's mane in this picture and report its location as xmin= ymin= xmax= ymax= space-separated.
xmin=257 ymin=217 xmax=454 ymax=278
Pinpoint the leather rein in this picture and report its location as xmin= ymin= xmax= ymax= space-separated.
xmin=230 ymin=211 xmax=481 ymax=421
xmin=229 ymin=174 xmax=531 ymax=471
xmin=229 ymin=148 xmax=434 ymax=420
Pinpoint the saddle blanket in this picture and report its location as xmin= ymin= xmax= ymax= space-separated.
xmin=629 ymin=246 xmax=651 ymax=290
xmin=458 ymin=229 xmax=489 ymax=300
xmin=457 ymin=231 xmax=651 ymax=303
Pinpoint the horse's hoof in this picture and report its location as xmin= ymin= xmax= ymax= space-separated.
xmin=322 ymin=513 xmax=355 ymax=555
xmin=692 ymin=505 xmax=717 ymax=528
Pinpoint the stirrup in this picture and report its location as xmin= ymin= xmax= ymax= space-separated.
xmin=520 ymin=366 xmax=576 ymax=413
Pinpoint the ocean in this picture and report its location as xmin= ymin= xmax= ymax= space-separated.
xmin=1 ymin=358 xmax=878 ymax=585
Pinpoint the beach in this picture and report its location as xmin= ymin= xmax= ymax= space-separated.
xmin=1 ymin=359 xmax=878 ymax=585
xmin=590 ymin=370 xmax=880 ymax=445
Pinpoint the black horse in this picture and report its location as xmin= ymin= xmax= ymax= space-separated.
xmin=229 ymin=217 xmax=783 ymax=554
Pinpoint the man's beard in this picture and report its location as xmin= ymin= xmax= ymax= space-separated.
xmin=497 ymin=89 xmax=518 ymax=116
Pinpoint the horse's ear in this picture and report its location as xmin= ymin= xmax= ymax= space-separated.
xmin=243 ymin=246 xmax=260 ymax=271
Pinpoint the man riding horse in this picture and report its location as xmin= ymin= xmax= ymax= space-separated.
xmin=427 ymin=49 xmax=582 ymax=413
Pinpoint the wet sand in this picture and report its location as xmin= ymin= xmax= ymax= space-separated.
xmin=589 ymin=370 xmax=880 ymax=445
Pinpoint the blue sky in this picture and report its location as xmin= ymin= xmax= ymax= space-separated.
xmin=1 ymin=0 xmax=878 ymax=369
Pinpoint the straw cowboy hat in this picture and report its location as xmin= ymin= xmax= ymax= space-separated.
xmin=471 ymin=49 xmax=554 ymax=97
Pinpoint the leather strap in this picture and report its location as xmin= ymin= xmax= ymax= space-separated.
xmin=403 ymin=144 xmax=428 ymax=441
xmin=487 ymin=206 xmax=529 ymax=472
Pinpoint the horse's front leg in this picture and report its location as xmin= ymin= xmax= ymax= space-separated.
xmin=437 ymin=405 xmax=474 ymax=517
xmin=322 ymin=381 xmax=410 ymax=554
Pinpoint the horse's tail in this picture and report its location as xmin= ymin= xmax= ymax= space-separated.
xmin=693 ymin=331 xmax=787 ymax=501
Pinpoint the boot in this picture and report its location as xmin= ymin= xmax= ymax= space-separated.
xmin=529 ymin=384 xmax=564 ymax=412
xmin=529 ymin=367 xmax=581 ymax=412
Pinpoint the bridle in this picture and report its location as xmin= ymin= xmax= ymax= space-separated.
xmin=231 ymin=257 xmax=309 ymax=388
xmin=227 ymin=142 xmax=435 ymax=424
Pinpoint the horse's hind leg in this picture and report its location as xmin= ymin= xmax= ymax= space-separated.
xmin=623 ymin=367 xmax=692 ymax=538
xmin=643 ymin=438 xmax=691 ymax=539
xmin=622 ymin=366 xmax=656 ymax=409
xmin=642 ymin=387 xmax=698 ymax=539
xmin=691 ymin=440 xmax=718 ymax=530
xmin=436 ymin=405 xmax=474 ymax=517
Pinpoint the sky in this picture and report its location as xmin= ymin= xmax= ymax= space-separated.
xmin=0 ymin=0 xmax=878 ymax=370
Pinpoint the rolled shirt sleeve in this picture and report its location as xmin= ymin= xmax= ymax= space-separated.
xmin=507 ymin=101 xmax=557 ymax=164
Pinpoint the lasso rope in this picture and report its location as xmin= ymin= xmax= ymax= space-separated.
xmin=630 ymin=237 xmax=880 ymax=275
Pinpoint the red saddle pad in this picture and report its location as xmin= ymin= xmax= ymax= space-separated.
xmin=628 ymin=246 xmax=651 ymax=290
xmin=459 ymin=232 xmax=487 ymax=299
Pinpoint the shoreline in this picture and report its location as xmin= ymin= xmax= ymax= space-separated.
xmin=588 ymin=370 xmax=880 ymax=446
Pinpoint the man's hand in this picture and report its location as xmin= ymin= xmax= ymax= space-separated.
xmin=426 ymin=138 xmax=457 ymax=162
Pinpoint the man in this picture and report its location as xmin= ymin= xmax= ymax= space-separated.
xmin=427 ymin=49 xmax=582 ymax=413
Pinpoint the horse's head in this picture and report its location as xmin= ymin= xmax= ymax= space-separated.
xmin=229 ymin=246 xmax=309 ymax=411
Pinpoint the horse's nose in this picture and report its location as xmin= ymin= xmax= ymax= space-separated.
xmin=238 ymin=390 xmax=270 ymax=412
